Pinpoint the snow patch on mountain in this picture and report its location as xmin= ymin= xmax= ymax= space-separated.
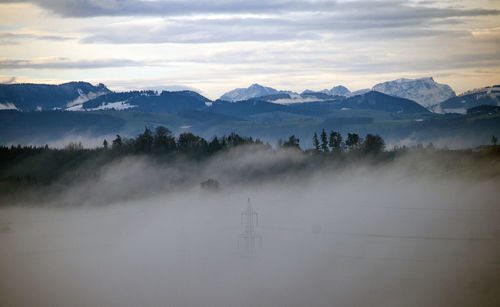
xmin=66 ymin=88 xmax=110 ymax=108
xmin=91 ymin=101 xmax=137 ymax=111
xmin=459 ymin=85 xmax=500 ymax=97
xmin=67 ymin=101 xmax=137 ymax=111
xmin=372 ymin=77 xmax=455 ymax=107
xmin=0 ymin=102 xmax=17 ymax=110
xmin=442 ymin=107 xmax=467 ymax=114
xmin=270 ymin=97 xmax=324 ymax=104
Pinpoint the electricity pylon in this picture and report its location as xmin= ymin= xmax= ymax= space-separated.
xmin=238 ymin=198 xmax=262 ymax=257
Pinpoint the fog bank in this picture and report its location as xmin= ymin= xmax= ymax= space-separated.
xmin=1 ymin=148 xmax=499 ymax=307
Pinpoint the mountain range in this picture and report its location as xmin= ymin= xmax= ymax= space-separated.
xmin=0 ymin=77 xmax=479 ymax=114
xmin=218 ymin=77 xmax=457 ymax=109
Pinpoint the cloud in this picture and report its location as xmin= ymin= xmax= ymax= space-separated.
xmin=80 ymin=18 xmax=321 ymax=44
xmin=74 ymin=2 xmax=500 ymax=44
xmin=3 ymin=0 xmax=499 ymax=21
xmin=0 ymin=32 xmax=73 ymax=44
xmin=0 ymin=57 xmax=152 ymax=69
xmin=0 ymin=0 xmax=498 ymax=95
xmin=0 ymin=0 xmax=339 ymax=17
xmin=0 ymin=76 xmax=16 ymax=83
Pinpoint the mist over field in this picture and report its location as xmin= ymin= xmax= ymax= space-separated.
xmin=1 ymin=147 xmax=500 ymax=307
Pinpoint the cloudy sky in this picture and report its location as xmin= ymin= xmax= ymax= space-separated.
xmin=0 ymin=0 xmax=499 ymax=98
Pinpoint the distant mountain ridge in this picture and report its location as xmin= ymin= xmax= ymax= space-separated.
xmin=220 ymin=84 xmax=357 ymax=103
xmin=432 ymin=85 xmax=500 ymax=114
xmin=0 ymin=80 xmax=442 ymax=115
xmin=287 ymin=91 xmax=430 ymax=115
xmin=220 ymin=78 xmax=457 ymax=106
xmin=5 ymin=79 xmax=499 ymax=117
xmin=0 ymin=82 xmax=212 ymax=113
xmin=78 ymin=90 xmax=211 ymax=113
xmin=303 ymin=85 xmax=351 ymax=97
xmin=0 ymin=82 xmax=110 ymax=111
xmin=210 ymin=90 xmax=429 ymax=119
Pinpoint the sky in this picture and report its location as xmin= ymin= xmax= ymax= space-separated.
xmin=0 ymin=0 xmax=499 ymax=99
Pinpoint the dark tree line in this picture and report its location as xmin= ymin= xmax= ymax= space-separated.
xmin=0 ymin=127 xmax=386 ymax=162
xmin=277 ymin=129 xmax=384 ymax=155
xmin=107 ymin=127 xmax=266 ymax=157
xmin=308 ymin=129 xmax=384 ymax=154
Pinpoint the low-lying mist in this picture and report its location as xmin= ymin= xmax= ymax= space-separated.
xmin=1 ymin=146 xmax=500 ymax=307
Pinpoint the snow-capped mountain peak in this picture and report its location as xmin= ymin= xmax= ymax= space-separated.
xmin=328 ymin=85 xmax=351 ymax=96
xmin=372 ymin=77 xmax=455 ymax=107
xmin=219 ymin=83 xmax=280 ymax=102
xmin=302 ymin=85 xmax=351 ymax=97
xmin=219 ymin=83 xmax=297 ymax=102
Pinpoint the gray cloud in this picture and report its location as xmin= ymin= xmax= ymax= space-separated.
xmin=1 ymin=0 xmax=499 ymax=90
xmin=3 ymin=0 xmax=498 ymax=20
xmin=2 ymin=0 xmax=499 ymax=45
xmin=75 ymin=2 xmax=500 ymax=44
xmin=332 ymin=52 xmax=500 ymax=74
xmin=0 ymin=32 xmax=73 ymax=44
xmin=0 ymin=57 xmax=150 ymax=69
xmin=0 ymin=76 xmax=16 ymax=83
xmin=2 ymin=38 xmax=498 ymax=76
xmin=0 ymin=0 xmax=339 ymax=17
xmin=80 ymin=18 xmax=322 ymax=44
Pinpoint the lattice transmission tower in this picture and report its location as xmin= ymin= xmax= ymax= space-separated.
xmin=238 ymin=198 xmax=262 ymax=256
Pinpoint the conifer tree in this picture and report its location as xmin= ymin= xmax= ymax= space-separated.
xmin=312 ymin=132 xmax=320 ymax=152
xmin=328 ymin=131 xmax=343 ymax=152
xmin=346 ymin=133 xmax=360 ymax=150
xmin=283 ymin=135 xmax=300 ymax=149
xmin=362 ymin=134 xmax=385 ymax=154
xmin=136 ymin=127 xmax=154 ymax=153
xmin=320 ymin=129 xmax=329 ymax=152
xmin=112 ymin=135 xmax=123 ymax=150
